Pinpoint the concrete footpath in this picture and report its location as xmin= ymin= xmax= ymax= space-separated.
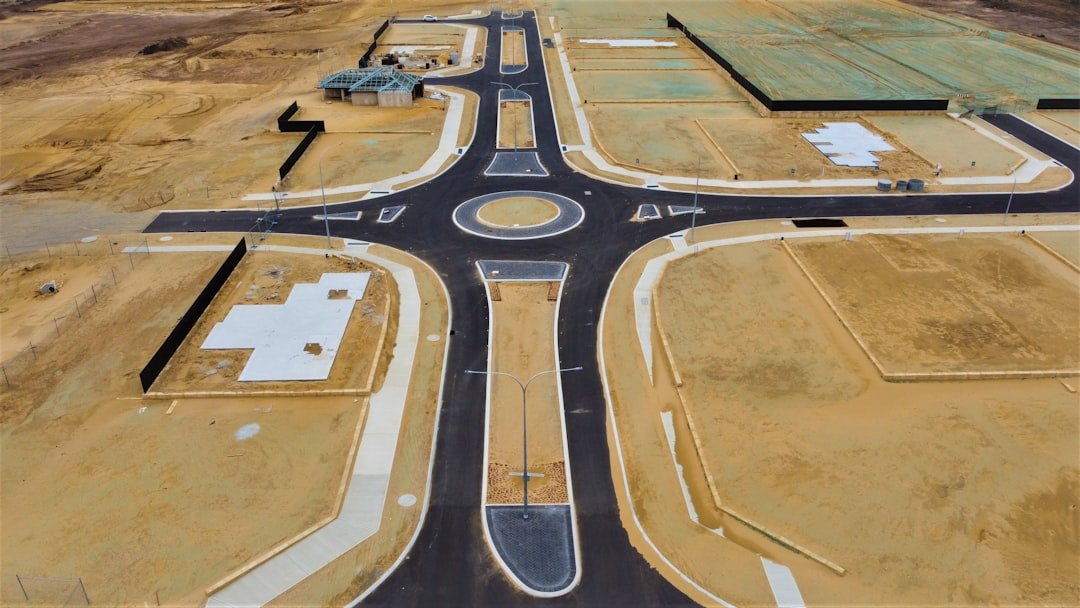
xmin=205 ymin=241 xmax=423 ymax=607
xmin=549 ymin=29 xmax=1060 ymax=192
xmin=243 ymin=85 xmax=471 ymax=203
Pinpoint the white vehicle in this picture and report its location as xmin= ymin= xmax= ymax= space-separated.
xmin=423 ymin=14 xmax=438 ymax=22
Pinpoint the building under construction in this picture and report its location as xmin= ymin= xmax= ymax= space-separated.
xmin=317 ymin=67 xmax=424 ymax=107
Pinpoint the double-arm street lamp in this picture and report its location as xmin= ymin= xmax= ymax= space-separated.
xmin=467 ymin=366 xmax=583 ymax=519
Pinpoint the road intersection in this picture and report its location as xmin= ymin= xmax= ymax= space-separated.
xmin=145 ymin=10 xmax=1080 ymax=607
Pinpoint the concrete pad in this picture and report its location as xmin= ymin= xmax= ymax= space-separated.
xmin=200 ymin=273 xmax=370 ymax=382
xmin=802 ymin=122 xmax=894 ymax=167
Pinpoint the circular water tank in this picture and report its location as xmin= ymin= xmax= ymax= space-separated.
xmin=896 ymin=180 xmax=909 ymax=192
xmin=908 ymin=179 xmax=925 ymax=192
xmin=876 ymin=179 xmax=891 ymax=192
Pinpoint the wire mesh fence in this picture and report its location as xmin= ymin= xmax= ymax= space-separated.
xmin=12 ymin=575 xmax=90 ymax=606
xmin=1 ymin=238 xmax=155 ymax=387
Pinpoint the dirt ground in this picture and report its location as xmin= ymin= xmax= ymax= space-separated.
xmin=867 ymin=115 xmax=1025 ymax=176
xmin=0 ymin=245 xmax=365 ymax=606
xmin=498 ymin=100 xmax=535 ymax=148
xmin=1032 ymin=230 xmax=1080 ymax=267
xmin=501 ymin=28 xmax=526 ymax=66
xmin=1023 ymin=110 xmax=1080 ymax=148
xmin=486 ymin=281 xmax=569 ymax=505
xmin=0 ymin=0 xmax=475 ymax=221
xmin=901 ymin=0 xmax=1080 ymax=50
xmin=648 ymin=234 xmax=1079 ymax=605
xmin=477 ymin=196 xmax=559 ymax=227
xmin=0 ymin=232 xmax=451 ymax=606
xmin=153 ymin=250 xmax=397 ymax=393
xmin=788 ymin=234 xmax=1079 ymax=376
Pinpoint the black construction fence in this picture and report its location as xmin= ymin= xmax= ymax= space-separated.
xmin=275 ymin=101 xmax=326 ymax=181
xmin=277 ymin=100 xmax=326 ymax=133
xmin=359 ymin=18 xmax=392 ymax=68
xmin=138 ymin=239 xmax=247 ymax=392
xmin=666 ymin=13 xmax=948 ymax=113
xmin=1037 ymin=98 xmax=1080 ymax=110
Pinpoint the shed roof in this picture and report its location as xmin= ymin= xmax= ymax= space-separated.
xmin=317 ymin=67 xmax=422 ymax=93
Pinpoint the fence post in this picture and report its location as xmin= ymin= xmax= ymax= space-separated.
xmin=111 ymin=267 xmax=118 ymax=285
xmin=45 ymin=242 xmax=52 ymax=256
xmin=74 ymin=240 xmax=81 ymax=255
xmin=91 ymin=284 xmax=98 ymax=304
xmin=16 ymin=574 xmax=28 ymax=601
xmin=1 ymin=365 xmax=9 ymax=388
xmin=28 ymin=340 xmax=36 ymax=359
xmin=108 ymin=240 xmax=115 ymax=255
xmin=78 ymin=577 xmax=89 ymax=604
xmin=74 ymin=298 xmax=82 ymax=318
xmin=128 ymin=253 xmax=134 ymax=269
xmin=54 ymin=318 xmax=61 ymax=336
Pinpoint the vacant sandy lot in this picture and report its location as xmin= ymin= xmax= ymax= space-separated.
xmin=651 ymin=235 xmax=1080 ymax=605
xmin=0 ymin=245 xmax=363 ymax=606
xmin=153 ymin=250 xmax=397 ymax=393
xmin=0 ymin=0 xmax=476 ymax=225
xmin=486 ymin=281 xmax=568 ymax=505
xmin=788 ymin=234 xmax=1079 ymax=376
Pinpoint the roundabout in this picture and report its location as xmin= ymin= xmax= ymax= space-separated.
xmin=453 ymin=190 xmax=584 ymax=240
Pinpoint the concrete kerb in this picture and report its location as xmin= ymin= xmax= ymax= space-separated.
xmin=597 ymin=244 xmax=737 ymax=608
xmin=543 ymin=27 xmax=1072 ymax=196
xmin=452 ymin=191 xmax=583 ymax=240
xmin=1011 ymin=113 xmax=1080 ymax=151
xmin=475 ymin=262 xmax=582 ymax=598
xmin=500 ymin=23 xmax=529 ymax=75
xmin=1026 ymin=233 xmax=1080 ymax=272
xmin=619 ymin=221 xmax=1080 ymax=591
xmin=347 ymin=249 xmax=453 ymax=607
xmin=202 ymin=241 xmax=433 ymax=606
xmin=496 ymin=89 xmax=538 ymax=150
xmin=238 ymin=86 xmax=471 ymax=205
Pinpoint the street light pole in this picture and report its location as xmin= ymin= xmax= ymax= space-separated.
xmin=467 ymin=365 xmax=583 ymax=520
xmin=691 ymin=151 xmax=701 ymax=244
xmin=318 ymin=156 xmax=332 ymax=249
xmin=492 ymin=81 xmax=537 ymax=152
xmin=1004 ymin=174 xmax=1016 ymax=224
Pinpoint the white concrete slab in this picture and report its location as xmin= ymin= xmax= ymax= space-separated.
xmin=760 ymin=557 xmax=806 ymax=608
xmin=201 ymin=273 xmax=370 ymax=382
xmin=802 ymin=122 xmax=894 ymax=167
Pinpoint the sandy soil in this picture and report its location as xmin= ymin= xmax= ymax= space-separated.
xmin=501 ymin=28 xmax=526 ymax=66
xmin=901 ymin=0 xmax=1080 ymax=50
xmin=152 ymin=250 xmax=397 ymax=393
xmin=700 ymin=117 xmax=935 ymax=181
xmin=0 ymin=0 xmax=473 ymax=217
xmin=1023 ymin=110 xmax=1080 ymax=148
xmin=650 ymin=236 xmax=1080 ymax=605
xmin=477 ymin=196 xmax=559 ymax=227
xmin=498 ymin=100 xmax=535 ymax=148
xmin=788 ymin=234 xmax=1079 ymax=376
xmin=0 ymin=246 xmax=365 ymax=606
xmin=1031 ymin=230 xmax=1080 ymax=267
xmin=867 ymin=115 xmax=1025 ymax=176
xmin=486 ymin=281 xmax=568 ymax=505
xmin=269 ymin=243 xmax=450 ymax=607
xmin=537 ymin=14 xmax=584 ymax=146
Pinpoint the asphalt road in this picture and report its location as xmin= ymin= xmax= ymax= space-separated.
xmin=144 ymin=11 xmax=1080 ymax=607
